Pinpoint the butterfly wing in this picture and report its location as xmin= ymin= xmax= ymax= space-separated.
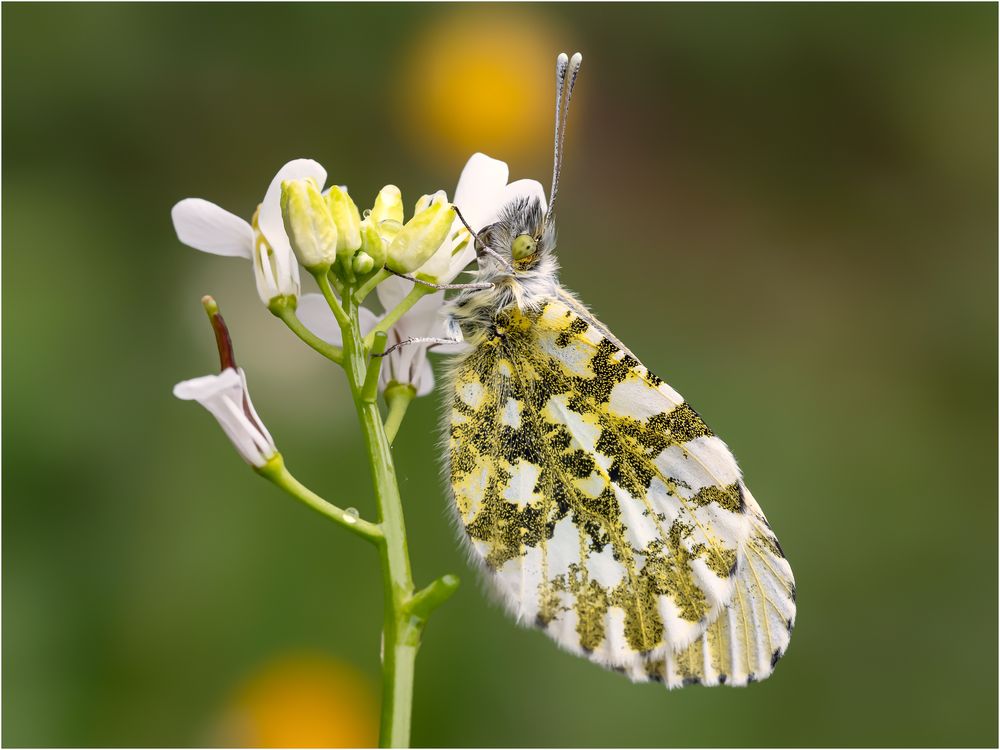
xmin=447 ymin=293 xmax=795 ymax=685
xmin=554 ymin=289 xmax=797 ymax=685
xmin=648 ymin=498 xmax=796 ymax=687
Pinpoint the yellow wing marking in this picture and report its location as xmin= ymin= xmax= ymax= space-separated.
xmin=506 ymin=350 xmax=659 ymax=652
xmin=532 ymin=299 xmax=749 ymax=590
xmin=536 ymin=299 xmax=739 ymax=501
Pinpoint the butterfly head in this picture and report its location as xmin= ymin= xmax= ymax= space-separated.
xmin=472 ymin=52 xmax=582 ymax=281
xmin=475 ymin=194 xmax=554 ymax=274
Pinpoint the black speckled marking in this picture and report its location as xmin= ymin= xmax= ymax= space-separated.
xmin=555 ymin=316 xmax=588 ymax=347
xmin=449 ymin=299 xmax=752 ymax=658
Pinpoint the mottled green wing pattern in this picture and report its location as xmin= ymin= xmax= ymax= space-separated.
xmin=645 ymin=497 xmax=795 ymax=687
xmin=448 ymin=295 xmax=795 ymax=686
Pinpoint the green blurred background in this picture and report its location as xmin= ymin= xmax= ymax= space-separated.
xmin=3 ymin=3 xmax=997 ymax=747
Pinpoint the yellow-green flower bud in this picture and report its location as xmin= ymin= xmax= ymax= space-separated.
xmin=359 ymin=217 xmax=386 ymax=270
xmin=325 ymin=185 xmax=362 ymax=257
xmin=280 ymin=179 xmax=338 ymax=271
xmin=370 ymin=185 xmax=404 ymax=244
xmin=385 ymin=202 xmax=456 ymax=274
xmin=371 ymin=185 xmax=404 ymax=224
xmin=352 ymin=251 xmax=375 ymax=276
xmin=413 ymin=190 xmax=447 ymax=216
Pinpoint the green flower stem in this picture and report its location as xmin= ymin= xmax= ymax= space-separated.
xmin=316 ymin=271 xmax=351 ymax=329
xmin=354 ymin=268 xmax=392 ymax=304
xmin=336 ymin=256 xmax=357 ymax=288
xmin=328 ymin=266 xmax=347 ymax=296
xmin=256 ymin=453 xmax=382 ymax=544
xmin=364 ymin=284 xmax=431 ymax=349
xmin=407 ymin=574 xmax=460 ymax=622
xmin=270 ymin=298 xmax=344 ymax=365
xmin=383 ymin=384 xmax=415 ymax=446
xmin=361 ymin=332 xmax=389 ymax=404
xmin=339 ymin=289 xmax=421 ymax=748
xmin=281 ymin=273 xmax=456 ymax=747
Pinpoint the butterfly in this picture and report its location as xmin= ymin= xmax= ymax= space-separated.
xmin=442 ymin=52 xmax=795 ymax=688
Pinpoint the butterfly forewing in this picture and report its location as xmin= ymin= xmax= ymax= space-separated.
xmin=447 ymin=295 xmax=792 ymax=683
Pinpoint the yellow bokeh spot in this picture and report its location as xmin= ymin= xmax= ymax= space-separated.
xmin=398 ymin=9 xmax=563 ymax=164
xmin=213 ymin=651 xmax=378 ymax=748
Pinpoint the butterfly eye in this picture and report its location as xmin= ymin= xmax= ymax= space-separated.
xmin=512 ymin=234 xmax=537 ymax=260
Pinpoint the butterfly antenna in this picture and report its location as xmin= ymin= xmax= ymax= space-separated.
xmin=545 ymin=51 xmax=583 ymax=227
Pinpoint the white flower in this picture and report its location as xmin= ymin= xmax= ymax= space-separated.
xmin=354 ymin=153 xmax=545 ymax=393
xmin=377 ymin=151 xmax=546 ymax=306
xmin=376 ymin=284 xmax=458 ymax=396
xmin=413 ymin=152 xmax=548 ymax=283
xmin=171 ymin=159 xmax=328 ymax=304
xmin=273 ymin=153 xmax=546 ymax=397
xmin=173 ymin=367 xmax=277 ymax=467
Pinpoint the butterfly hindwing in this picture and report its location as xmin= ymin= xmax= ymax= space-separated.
xmin=447 ymin=295 xmax=791 ymax=682
xmin=645 ymin=503 xmax=795 ymax=687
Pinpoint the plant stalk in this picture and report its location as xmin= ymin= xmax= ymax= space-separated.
xmin=340 ymin=288 xmax=417 ymax=748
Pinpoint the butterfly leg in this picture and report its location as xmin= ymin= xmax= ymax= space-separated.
xmin=374 ymin=316 xmax=463 ymax=357
xmin=373 ymin=336 xmax=462 ymax=357
xmin=387 ymin=268 xmax=494 ymax=291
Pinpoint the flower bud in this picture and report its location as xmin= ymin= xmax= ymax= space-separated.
xmin=280 ymin=179 xmax=338 ymax=271
xmin=325 ymin=185 xmax=362 ymax=257
xmin=413 ymin=190 xmax=447 ymax=216
xmin=385 ymin=202 xmax=456 ymax=274
xmin=410 ymin=225 xmax=471 ymax=284
xmin=359 ymin=218 xmax=386 ymax=270
xmin=352 ymin=251 xmax=375 ymax=276
xmin=370 ymin=185 xmax=404 ymax=244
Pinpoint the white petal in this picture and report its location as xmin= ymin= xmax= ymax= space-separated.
xmin=412 ymin=221 xmax=478 ymax=284
xmin=376 ymin=281 xmax=449 ymax=338
xmin=375 ymin=274 xmax=413 ymax=314
xmin=384 ymin=289 xmax=447 ymax=339
xmin=438 ymin=240 xmax=477 ymax=285
xmin=412 ymin=355 xmax=435 ymax=397
xmin=237 ymin=368 xmax=276 ymax=452
xmin=431 ymin=339 xmax=472 ymax=355
xmin=452 ymin=153 xmax=509 ymax=232
xmin=174 ymin=367 xmax=276 ymax=466
xmin=500 ymin=178 xmax=548 ymax=215
xmin=258 ymin=159 xmax=328 ymax=251
xmin=296 ymin=294 xmax=343 ymax=345
xmin=252 ymin=241 xmax=300 ymax=304
xmin=173 ymin=368 xmax=242 ymax=400
xmin=171 ymin=199 xmax=253 ymax=258
xmin=415 ymin=299 xmax=452 ymax=337
xmin=379 ymin=328 xmax=435 ymax=397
